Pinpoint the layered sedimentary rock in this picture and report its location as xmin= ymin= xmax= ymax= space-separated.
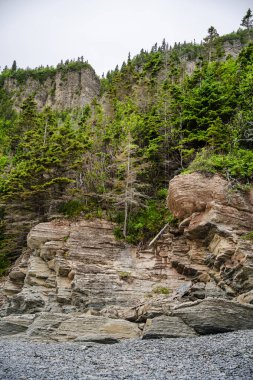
xmin=0 ymin=173 xmax=252 ymax=341
xmin=172 ymin=298 xmax=253 ymax=334
xmin=1 ymin=219 xmax=188 ymax=316
xmin=0 ymin=219 xmax=189 ymax=340
xmin=143 ymin=298 xmax=253 ymax=338
xmin=168 ymin=173 xmax=253 ymax=297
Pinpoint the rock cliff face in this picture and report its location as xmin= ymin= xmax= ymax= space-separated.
xmin=4 ymin=67 xmax=100 ymax=110
xmin=3 ymin=39 xmax=244 ymax=113
xmin=0 ymin=219 xmax=187 ymax=318
xmin=0 ymin=173 xmax=252 ymax=342
xmin=168 ymin=173 xmax=253 ymax=297
xmin=223 ymin=39 xmax=244 ymax=58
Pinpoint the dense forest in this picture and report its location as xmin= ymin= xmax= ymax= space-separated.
xmin=0 ymin=10 xmax=253 ymax=273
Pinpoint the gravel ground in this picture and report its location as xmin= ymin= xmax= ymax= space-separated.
xmin=0 ymin=330 xmax=253 ymax=380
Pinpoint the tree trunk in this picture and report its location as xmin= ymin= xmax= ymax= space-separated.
xmin=123 ymin=134 xmax=131 ymax=237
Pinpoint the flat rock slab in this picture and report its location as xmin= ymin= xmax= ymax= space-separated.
xmin=142 ymin=315 xmax=197 ymax=339
xmin=173 ymin=298 xmax=253 ymax=334
xmin=0 ymin=314 xmax=35 ymax=335
xmin=25 ymin=313 xmax=141 ymax=342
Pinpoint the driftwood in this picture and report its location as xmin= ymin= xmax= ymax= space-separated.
xmin=148 ymin=223 xmax=170 ymax=247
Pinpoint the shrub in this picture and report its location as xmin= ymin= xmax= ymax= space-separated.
xmin=186 ymin=148 xmax=253 ymax=181
xmin=125 ymin=195 xmax=178 ymax=244
xmin=58 ymin=199 xmax=84 ymax=217
xmin=241 ymin=232 xmax=253 ymax=241
xmin=118 ymin=271 xmax=133 ymax=283
xmin=152 ymin=286 xmax=170 ymax=295
xmin=113 ymin=226 xmax=124 ymax=240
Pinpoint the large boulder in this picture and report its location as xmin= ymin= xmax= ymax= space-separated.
xmin=167 ymin=173 xmax=253 ymax=296
xmin=168 ymin=173 xmax=253 ymax=222
xmin=0 ymin=312 xmax=140 ymax=342
xmin=173 ymin=298 xmax=253 ymax=334
xmin=142 ymin=315 xmax=197 ymax=339
xmin=168 ymin=173 xmax=228 ymax=219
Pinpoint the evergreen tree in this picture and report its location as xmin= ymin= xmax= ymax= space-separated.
xmin=241 ymin=8 xmax=253 ymax=39
xmin=11 ymin=60 xmax=17 ymax=71
xmin=121 ymin=61 xmax=126 ymax=71
xmin=109 ymin=104 xmax=149 ymax=237
xmin=204 ymin=26 xmax=219 ymax=61
xmin=10 ymin=96 xmax=40 ymax=151
xmin=161 ymin=38 xmax=166 ymax=51
xmin=114 ymin=131 xmax=148 ymax=238
xmin=151 ymin=43 xmax=158 ymax=53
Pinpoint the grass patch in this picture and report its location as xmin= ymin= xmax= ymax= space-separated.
xmin=152 ymin=286 xmax=170 ymax=295
xmin=118 ymin=271 xmax=132 ymax=280
xmin=185 ymin=148 xmax=253 ymax=181
xmin=241 ymin=232 xmax=253 ymax=241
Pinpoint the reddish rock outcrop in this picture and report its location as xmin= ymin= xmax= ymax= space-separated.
xmin=168 ymin=173 xmax=253 ymax=296
xmin=168 ymin=173 xmax=228 ymax=219
xmin=168 ymin=173 xmax=253 ymax=221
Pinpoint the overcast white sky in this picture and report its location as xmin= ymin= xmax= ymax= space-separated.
xmin=0 ymin=0 xmax=252 ymax=76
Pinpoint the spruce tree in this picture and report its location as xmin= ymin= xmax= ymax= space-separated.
xmin=204 ymin=26 xmax=219 ymax=62
xmin=11 ymin=60 xmax=17 ymax=71
xmin=241 ymin=8 xmax=253 ymax=39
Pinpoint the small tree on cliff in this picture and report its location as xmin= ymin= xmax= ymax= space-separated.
xmin=11 ymin=60 xmax=17 ymax=71
xmin=204 ymin=26 xmax=219 ymax=62
xmin=114 ymin=130 xmax=149 ymax=238
xmin=241 ymin=8 xmax=253 ymax=39
xmin=110 ymin=103 xmax=149 ymax=238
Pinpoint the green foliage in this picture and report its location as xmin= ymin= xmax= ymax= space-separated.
xmin=58 ymin=198 xmax=104 ymax=219
xmin=58 ymin=200 xmax=85 ymax=217
xmin=0 ymin=102 xmax=91 ymax=200
xmin=218 ymin=28 xmax=253 ymax=44
xmin=156 ymin=188 xmax=168 ymax=199
xmin=1 ymin=28 xmax=253 ymax=276
xmin=232 ymin=183 xmax=252 ymax=192
xmin=186 ymin=148 xmax=253 ymax=180
xmin=1 ymin=66 xmax=56 ymax=84
xmin=152 ymin=286 xmax=170 ymax=295
xmin=113 ymin=226 xmax=124 ymax=240
xmin=118 ymin=271 xmax=132 ymax=280
xmin=125 ymin=199 xmax=177 ymax=244
xmin=241 ymin=231 xmax=253 ymax=241
xmin=0 ymin=59 xmax=94 ymax=85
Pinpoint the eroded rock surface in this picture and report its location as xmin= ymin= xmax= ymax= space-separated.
xmin=167 ymin=173 xmax=253 ymax=297
xmin=0 ymin=173 xmax=252 ymax=341
xmin=172 ymin=298 xmax=253 ymax=334
xmin=0 ymin=219 xmax=189 ymax=340
xmin=4 ymin=67 xmax=100 ymax=111
xmin=142 ymin=315 xmax=197 ymax=339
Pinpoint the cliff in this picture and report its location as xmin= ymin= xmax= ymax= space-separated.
xmin=0 ymin=28 xmax=253 ymax=343
xmin=2 ymin=33 xmax=244 ymax=112
xmin=0 ymin=173 xmax=252 ymax=342
xmin=3 ymin=65 xmax=100 ymax=110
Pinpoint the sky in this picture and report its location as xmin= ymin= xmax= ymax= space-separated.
xmin=0 ymin=0 xmax=252 ymax=76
